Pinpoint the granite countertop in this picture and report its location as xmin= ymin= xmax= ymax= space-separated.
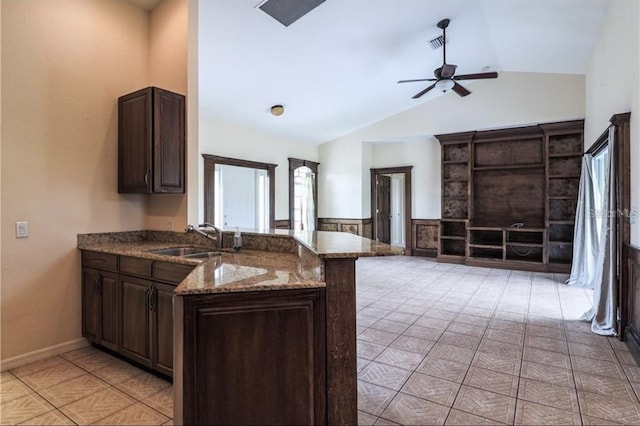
xmin=77 ymin=229 xmax=402 ymax=296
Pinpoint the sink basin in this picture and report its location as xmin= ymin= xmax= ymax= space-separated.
xmin=148 ymin=246 xmax=215 ymax=256
xmin=182 ymin=251 xmax=221 ymax=260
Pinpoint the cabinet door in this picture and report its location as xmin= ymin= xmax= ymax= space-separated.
xmin=99 ymin=272 xmax=119 ymax=351
xmin=152 ymin=282 xmax=176 ymax=376
xmin=152 ymin=88 xmax=185 ymax=193
xmin=82 ymin=268 xmax=101 ymax=342
xmin=120 ymin=275 xmax=152 ymax=367
xmin=118 ymin=88 xmax=152 ymax=193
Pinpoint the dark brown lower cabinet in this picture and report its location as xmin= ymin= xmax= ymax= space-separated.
xmin=176 ymin=288 xmax=326 ymax=425
xmin=120 ymin=275 xmax=153 ymax=367
xmin=120 ymin=276 xmax=176 ymax=375
xmin=625 ymin=244 xmax=640 ymax=359
xmin=82 ymin=268 xmax=119 ymax=351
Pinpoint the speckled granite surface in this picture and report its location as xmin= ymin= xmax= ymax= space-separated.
xmin=78 ymin=229 xmax=401 ymax=295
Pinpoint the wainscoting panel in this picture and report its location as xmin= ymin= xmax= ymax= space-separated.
xmin=317 ymin=218 xmax=372 ymax=239
xmin=625 ymin=243 xmax=640 ymax=363
xmin=412 ymin=219 xmax=439 ymax=257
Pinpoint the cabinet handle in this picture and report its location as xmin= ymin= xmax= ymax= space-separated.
xmin=150 ymin=286 xmax=157 ymax=312
xmin=93 ymin=273 xmax=101 ymax=293
xmin=145 ymin=287 xmax=151 ymax=310
xmin=144 ymin=170 xmax=150 ymax=186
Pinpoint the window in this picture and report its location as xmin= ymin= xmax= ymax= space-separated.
xmin=288 ymin=158 xmax=319 ymax=231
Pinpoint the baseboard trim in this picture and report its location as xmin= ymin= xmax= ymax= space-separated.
xmin=1 ymin=338 xmax=90 ymax=371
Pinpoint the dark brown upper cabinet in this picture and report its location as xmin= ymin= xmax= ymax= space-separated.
xmin=118 ymin=87 xmax=185 ymax=194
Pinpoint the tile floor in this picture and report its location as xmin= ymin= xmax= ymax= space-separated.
xmin=1 ymin=256 xmax=639 ymax=425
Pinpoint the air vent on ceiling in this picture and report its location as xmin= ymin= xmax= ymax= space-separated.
xmin=429 ymin=35 xmax=445 ymax=49
xmin=257 ymin=0 xmax=326 ymax=27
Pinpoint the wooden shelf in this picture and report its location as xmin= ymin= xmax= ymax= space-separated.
xmin=473 ymin=164 xmax=544 ymax=171
xmin=440 ymin=236 xmax=465 ymax=241
xmin=468 ymin=244 xmax=503 ymax=249
xmin=548 ymin=220 xmax=574 ymax=224
xmin=548 ymin=153 xmax=582 ymax=158
xmin=442 ymin=178 xmax=468 ymax=183
xmin=506 ymin=242 xmax=544 ymax=248
xmin=549 ymin=174 xmax=580 ymax=179
xmin=443 ymin=160 xmax=469 ymax=164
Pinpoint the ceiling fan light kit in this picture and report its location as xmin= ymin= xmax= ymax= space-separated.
xmin=398 ymin=18 xmax=498 ymax=99
xmin=270 ymin=104 xmax=285 ymax=116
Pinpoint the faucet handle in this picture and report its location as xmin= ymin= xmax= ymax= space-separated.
xmin=198 ymin=222 xmax=216 ymax=229
xmin=185 ymin=224 xmax=196 ymax=232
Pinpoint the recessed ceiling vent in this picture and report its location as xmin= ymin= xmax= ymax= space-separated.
xmin=257 ymin=0 xmax=326 ymax=27
xmin=429 ymin=35 xmax=445 ymax=49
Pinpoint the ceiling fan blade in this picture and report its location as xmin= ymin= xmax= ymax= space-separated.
xmin=440 ymin=64 xmax=457 ymax=79
xmin=452 ymin=82 xmax=471 ymax=97
xmin=398 ymin=78 xmax=437 ymax=84
xmin=453 ymin=72 xmax=498 ymax=81
xmin=412 ymin=83 xmax=437 ymax=99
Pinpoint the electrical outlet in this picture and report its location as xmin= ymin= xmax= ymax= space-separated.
xmin=16 ymin=221 xmax=29 ymax=238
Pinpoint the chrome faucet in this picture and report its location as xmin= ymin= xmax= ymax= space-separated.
xmin=185 ymin=223 xmax=223 ymax=249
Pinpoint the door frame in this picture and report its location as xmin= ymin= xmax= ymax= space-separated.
xmin=370 ymin=166 xmax=413 ymax=254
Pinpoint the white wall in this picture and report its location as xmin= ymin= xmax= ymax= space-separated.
xmin=585 ymin=0 xmax=640 ymax=246
xmin=320 ymin=71 xmax=586 ymax=219
xmin=1 ymin=0 xmax=149 ymax=361
xmin=198 ymin=116 xmax=318 ymax=222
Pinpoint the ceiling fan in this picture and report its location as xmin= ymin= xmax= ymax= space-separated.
xmin=398 ymin=18 xmax=498 ymax=98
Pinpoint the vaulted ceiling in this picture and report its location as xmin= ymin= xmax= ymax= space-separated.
xmin=173 ymin=1 xmax=611 ymax=144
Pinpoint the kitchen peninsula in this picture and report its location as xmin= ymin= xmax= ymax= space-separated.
xmin=78 ymin=229 xmax=402 ymax=425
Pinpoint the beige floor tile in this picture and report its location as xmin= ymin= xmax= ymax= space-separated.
xmin=520 ymin=361 xmax=574 ymax=387
xmin=514 ymin=400 xmax=582 ymax=425
xmin=581 ymin=414 xmax=625 ymax=425
xmin=455 ymin=313 xmax=491 ymax=327
xmin=488 ymin=318 xmax=525 ymax=334
xmin=0 ymin=379 xmax=34 ymax=404
xmin=371 ymin=319 xmax=410 ymax=334
xmin=359 ymin=329 xmax=400 ymax=346
xmin=522 ymin=347 xmax=572 ymax=370
xmin=452 ymin=386 xmax=516 ymax=424
xmin=142 ymin=386 xmax=173 ymax=418
xmin=357 ymin=381 xmax=396 ymax=416
xmin=358 ymin=410 xmax=378 ymax=425
xmin=388 ymin=335 xmax=434 ymax=355
xmin=10 ymin=357 xmax=68 ymax=379
xmin=421 ymin=308 xmax=458 ymax=322
xmin=624 ymin=364 xmax=640 ymax=383
xmin=569 ymin=341 xmax=616 ymax=362
xmin=414 ymin=316 xmax=451 ymax=331
xmin=0 ymin=371 xmax=16 ymax=385
xmin=59 ymin=345 xmax=100 ymax=362
xmin=566 ymin=330 xmax=610 ymax=347
xmin=445 ymin=408 xmax=505 ymax=425
xmin=485 ymin=328 xmax=524 ymax=345
xmin=571 ymin=355 xmax=624 ymax=379
xmin=19 ymin=362 xmax=86 ymax=391
xmin=59 ymin=387 xmax=135 ymax=425
xmin=374 ymin=417 xmax=400 ymax=425
xmin=438 ymin=331 xmax=480 ymax=350
xmin=115 ymin=372 xmax=172 ymax=400
xmin=615 ymin=349 xmax=639 ymax=367
xmin=17 ymin=409 xmax=75 ymax=425
xmin=0 ymin=393 xmax=54 ymax=425
xmin=381 ymin=393 xmax=449 ymax=425
xmin=37 ymin=374 xmax=108 ymax=407
xmin=416 ymin=356 xmax=468 ymax=383
xmin=93 ymin=401 xmax=170 ymax=425
xmin=517 ymin=377 xmax=579 ymax=412
xmin=359 ymin=362 xmax=412 ymax=391
xmin=403 ymin=324 xmax=445 ymax=341
xmin=384 ymin=311 xmax=419 ymax=325
xmin=578 ymin=390 xmax=640 ymax=424
xmin=358 ymin=380 xmax=397 ymax=416
xmin=429 ymin=343 xmax=475 ymax=365
xmin=463 ymin=366 xmax=519 ymax=397
xmin=574 ymin=371 xmax=636 ymax=400
xmin=478 ymin=338 xmax=522 ymax=359
xmin=524 ymin=335 xmax=568 ymax=354
xmin=358 ymin=340 xmax=388 ymax=361
xmin=401 ymin=372 xmax=460 ymax=406
xmin=358 ymin=358 xmax=371 ymax=373
xmin=471 ymin=351 xmax=521 ymax=376
xmin=71 ymin=350 xmax=120 ymax=372
xmin=92 ymin=359 xmax=145 ymax=385
xmin=374 ymin=347 xmax=424 ymax=371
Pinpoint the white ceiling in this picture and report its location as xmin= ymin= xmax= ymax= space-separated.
xmin=197 ymin=0 xmax=610 ymax=144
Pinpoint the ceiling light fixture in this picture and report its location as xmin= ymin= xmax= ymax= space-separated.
xmin=270 ymin=105 xmax=285 ymax=116
xmin=435 ymin=79 xmax=455 ymax=93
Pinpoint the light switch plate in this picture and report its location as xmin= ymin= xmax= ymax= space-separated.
xmin=16 ymin=221 xmax=28 ymax=238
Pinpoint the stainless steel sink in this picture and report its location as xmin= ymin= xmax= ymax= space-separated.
xmin=148 ymin=246 xmax=215 ymax=256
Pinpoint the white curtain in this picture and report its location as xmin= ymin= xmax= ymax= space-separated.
xmin=581 ymin=126 xmax=618 ymax=336
xmin=567 ymin=155 xmax=598 ymax=288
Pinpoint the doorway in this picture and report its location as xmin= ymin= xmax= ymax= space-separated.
xmin=371 ymin=166 xmax=412 ymax=253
